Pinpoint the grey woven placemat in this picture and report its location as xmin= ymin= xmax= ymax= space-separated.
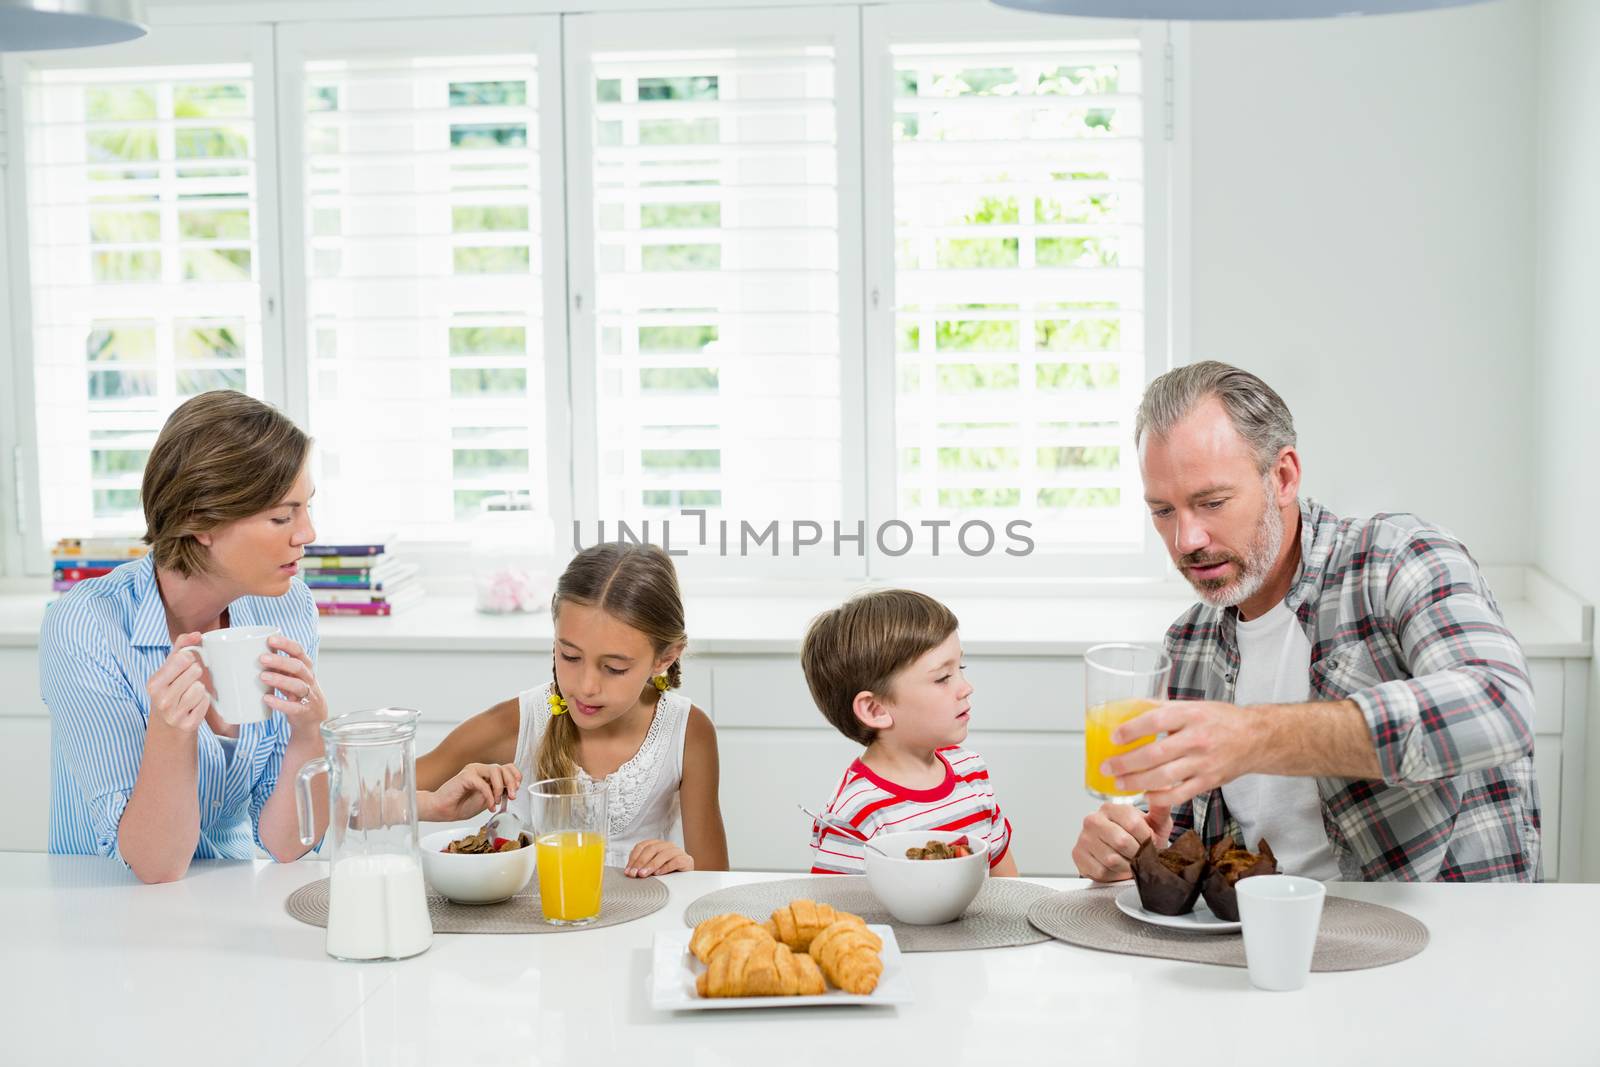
xmin=682 ymin=876 xmax=1055 ymax=952
xmin=1026 ymin=886 xmax=1428 ymax=971
xmin=286 ymin=867 xmax=667 ymax=934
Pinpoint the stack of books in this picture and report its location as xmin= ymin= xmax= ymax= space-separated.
xmin=302 ymin=542 xmax=422 ymax=617
xmin=52 ymin=537 xmax=148 ymax=592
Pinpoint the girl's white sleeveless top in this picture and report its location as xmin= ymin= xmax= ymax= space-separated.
xmin=513 ymin=681 xmax=691 ymax=867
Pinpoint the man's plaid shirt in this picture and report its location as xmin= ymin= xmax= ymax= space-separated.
xmin=1164 ymin=498 xmax=1541 ymax=881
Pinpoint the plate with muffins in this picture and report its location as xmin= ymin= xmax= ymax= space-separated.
xmin=1117 ymin=830 xmax=1279 ymax=934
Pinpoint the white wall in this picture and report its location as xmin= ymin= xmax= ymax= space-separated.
xmin=1534 ymin=0 xmax=1600 ymax=881
xmin=1188 ymin=0 xmax=1538 ymax=564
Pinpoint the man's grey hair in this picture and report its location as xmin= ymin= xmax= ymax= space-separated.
xmin=1134 ymin=360 xmax=1297 ymax=473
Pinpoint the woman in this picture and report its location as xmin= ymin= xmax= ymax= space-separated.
xmin=41 ymin=391 xmax=501 ymax=883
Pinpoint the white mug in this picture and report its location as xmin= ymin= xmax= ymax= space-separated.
xmin=1237 ymin=874 xmax=1327 ymax=992
xmin=180 ymin=625 xmax=282 ymax=725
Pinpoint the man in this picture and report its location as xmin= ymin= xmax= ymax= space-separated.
xmin=1071 ymin=361 xmax=1540 ymax=882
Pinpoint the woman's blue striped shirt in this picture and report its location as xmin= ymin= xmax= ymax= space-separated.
xmin=40 ymin=555 xmax=319 ymax=863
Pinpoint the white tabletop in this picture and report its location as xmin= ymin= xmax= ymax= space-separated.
xmin=2 ymin=853 xmax=1589 ymax=1065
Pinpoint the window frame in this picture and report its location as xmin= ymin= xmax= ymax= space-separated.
xmin=0 ymin=1 xmax=1189 ymax=590
xmin=561 ymin=5 xmax=870 ymax=584
xmin=862 ymin=3 xmax=1177 ymax=581
xmin=273 ymin=14 xmax=572 ymax=551
xmin=1 ymin=24 xmax=282 ymax=578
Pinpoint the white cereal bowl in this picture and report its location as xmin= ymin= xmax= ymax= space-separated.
xmin=420 ymin=827 xmax=537 ymax=904
xmin=863 ymin=829 xmax=989 ymax=925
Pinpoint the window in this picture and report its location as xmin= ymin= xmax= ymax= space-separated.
xmin=566 ymin=9 xmax=856 ymax=563
xmin=865 ymin=6 xmax=1167 ymax=574
xmin=20 ymin=35 xmax=271 ymax=546
xmin=280 ymin=18 xmax=565 ymax=546
xmin=5 ymin=6 xmax=1176 ymax=583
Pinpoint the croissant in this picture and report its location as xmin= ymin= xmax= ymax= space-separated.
xmin=689 ymin=913 xmax=773 ymax=965
xmin=807 ymin=919 xmax=883 ymax=995
xmin=764 ymin=899 xmax=866 ymax=952
xmin=695 ymin=937 xmax=826 ymax=998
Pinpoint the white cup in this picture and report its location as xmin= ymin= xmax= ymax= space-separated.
xmin=180 ymin=625 xmax=282 ymax=724
xmin=1237 ymin=875 xmax=1326 ymax=991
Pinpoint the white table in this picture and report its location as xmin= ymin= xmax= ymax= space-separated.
xmin=2 ymin=853 xmax=1590 ymax=1065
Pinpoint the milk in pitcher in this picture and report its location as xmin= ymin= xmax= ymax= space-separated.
xmin=324 ymin=853 xmax=433 ymax=960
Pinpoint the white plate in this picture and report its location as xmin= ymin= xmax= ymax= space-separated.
xmin=1114 ymin=886 xmax=1241 ymax=933
xmin=650 ymin=924 xmax=913 ymax=1011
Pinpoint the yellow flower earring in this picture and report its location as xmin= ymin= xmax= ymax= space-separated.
xmin=652 ymin=674 xmax=670 ymax=692
xmin=548 ymin=690 xmax=570 ymax=716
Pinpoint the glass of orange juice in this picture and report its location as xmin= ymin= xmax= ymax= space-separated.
xmin=530 ymin=777 xmax=609 ymax=925
xmin=1084 ymin=643 xmax=1172 ymax=805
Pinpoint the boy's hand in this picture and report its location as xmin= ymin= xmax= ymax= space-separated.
xmin=624 ymin=839 xmax=693 ymax=878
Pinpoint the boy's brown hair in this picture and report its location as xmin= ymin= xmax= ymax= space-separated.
xmin=141 ymin=390 xmax=311 ymax=578
xmin=801 ymin=589 xmax=959 ymax=746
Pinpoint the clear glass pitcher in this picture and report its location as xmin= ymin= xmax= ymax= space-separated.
xmin=296 ymin=707 xmax=433 ymax=961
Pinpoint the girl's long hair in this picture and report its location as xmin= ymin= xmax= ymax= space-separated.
xmin=536 ymin=541 xmax=686 ymax=782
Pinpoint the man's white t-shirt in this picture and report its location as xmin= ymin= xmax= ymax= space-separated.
xmin=1219 ymin=602 xmax=1342 ymax=881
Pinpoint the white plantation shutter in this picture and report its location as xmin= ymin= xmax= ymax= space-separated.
xmin=868 ymin=7 xmax=1168 ymax=569
xmin=568 ymin=10 xmax=856 ymax=556
xmin=281 ymin=18 xmax=564 ymax=546
xmin=22 ymin=38 xmax=272 ymax=543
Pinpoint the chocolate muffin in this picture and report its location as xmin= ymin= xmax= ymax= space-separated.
xmin=1198 ymin=836 xmax=1277 ymax=922
xmin=1131 ymin=830 xmax=1208 ymax=916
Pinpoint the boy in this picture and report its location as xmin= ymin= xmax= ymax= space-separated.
xmin=801 ymin=589 xmax=1017 ymax=876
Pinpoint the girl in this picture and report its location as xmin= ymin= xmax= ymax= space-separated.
xmin=418 ymin=542 xmax=728 ymax=877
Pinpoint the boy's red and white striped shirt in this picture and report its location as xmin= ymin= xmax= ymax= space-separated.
xmin=808 ymin=745 xmax=1012 ymax=875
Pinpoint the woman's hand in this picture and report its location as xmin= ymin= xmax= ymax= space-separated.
xmin=624 ymin=839 xmax=693 ymax=878
xmin=418 ymin=763 xmax=522 ymax=823
xmin=260 ymin=635 xmax=327 ymax=738
xmin=145 ymin=633 xmax=211 ymax=733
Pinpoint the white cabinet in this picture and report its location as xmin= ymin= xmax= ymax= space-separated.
xmin=0 ymin=639 xmax=1583 ymax=881
xmin=0 ymin=719 xmax=51 ymax=852
xmin=716 ymin=728 xmax=864 ymax=872
xmin=1535 ymin=734 xmax=1561 ymax=880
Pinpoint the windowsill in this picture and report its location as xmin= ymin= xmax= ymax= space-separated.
xmin=0 ymin=565 xmax=1590 ymax=659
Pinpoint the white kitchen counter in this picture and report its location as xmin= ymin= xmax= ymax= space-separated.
xmin=0 ymin=852 xmax=1588 ymax=1065
xmin=0 ymin=563 xmax=1591 ymax=656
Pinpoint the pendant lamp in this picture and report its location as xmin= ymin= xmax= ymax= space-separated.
xmin=0 ymin=0 xmax=145 ymax=52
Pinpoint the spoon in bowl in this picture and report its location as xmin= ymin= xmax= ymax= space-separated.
xmin=483 ymin=798 xmax=527 ymax=847
xmin=797 ymin=803 xmax=892 ymax=858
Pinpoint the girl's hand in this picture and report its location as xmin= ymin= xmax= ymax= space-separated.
xmin=624 ymin=839 xmax=693 ymax=878
xmin=145 ymin=633 xmax=211 ymax=733
xmin=260 ymin=635 xmax=327 ymax=738
xmin=419 ymin=763 xmax=522 ymax=823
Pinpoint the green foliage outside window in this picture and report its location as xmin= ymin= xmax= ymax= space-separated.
xmin=938 ymin=488 xmax=1021 ymax=508
xmin=937 ymin=364 xmax=1019 ymax=392
xmin=449 ymin=81 xmax=527 ymax=107
xmin=1038 ymin=487 xmax=1120 ymax=508
xmin=453 ymin=448 xmax=530 ymax=476
xmin=641 ymin=368 xmax=718 ymax=393
xmin=938 ymin=446 xmax=1019 ymax=471
xmin=1035 ymin=317 xmax=1120 ymax=351
xmin=451 ymin=326 xmax=526 ymax=355
xmin=638 ymin=325 xmax=717 ymax=352
xmin=1036 ymin=361 xmax=1120 ymax=390
xmin=1037 ymin=445 xmax=1119 ymax=471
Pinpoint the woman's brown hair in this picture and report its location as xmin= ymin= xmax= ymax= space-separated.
xmin=537 ymin=542 xmax=687 ymax=781
xmin=140 ymin=390 xmax=311 ymax=578
xmin=800 ymin=589 xmax=959 ymax=746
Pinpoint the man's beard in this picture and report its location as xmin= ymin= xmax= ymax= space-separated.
xmin=1179 ymin=485 xmax=1284 ymax=609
